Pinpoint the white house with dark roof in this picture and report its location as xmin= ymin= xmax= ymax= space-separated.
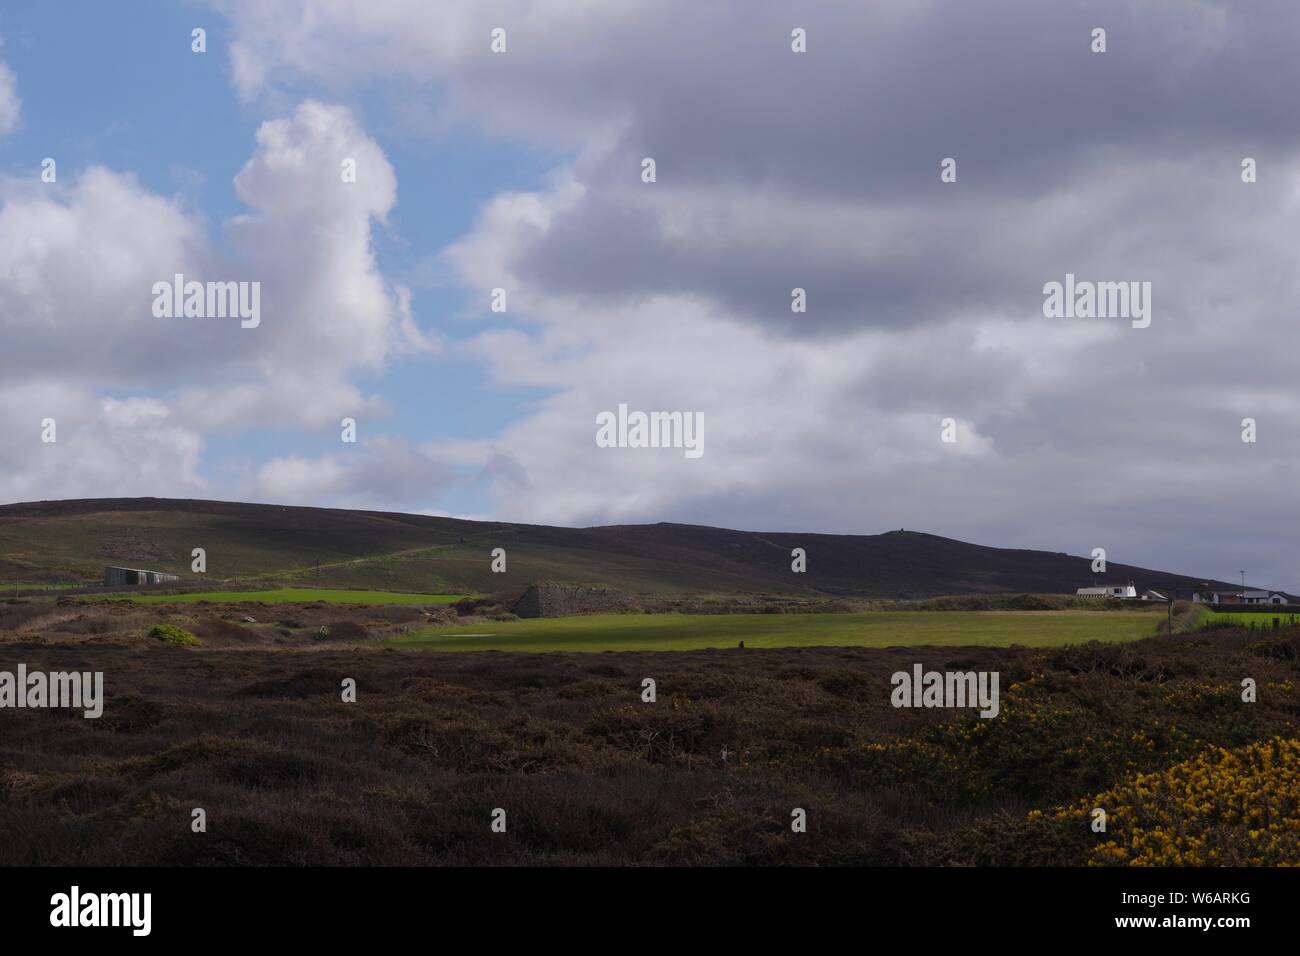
xmin=1192 ymin=589 xmax=1287 ymax=605
xmin=1076 ymin=583 xmax=1137 ymax=599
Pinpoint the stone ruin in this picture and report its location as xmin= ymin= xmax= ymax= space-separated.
xmin=510 ymin=584 xmax=639 ymax=618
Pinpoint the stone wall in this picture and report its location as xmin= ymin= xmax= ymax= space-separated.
xmin=511 ymin=584 xmax=639 ymax=618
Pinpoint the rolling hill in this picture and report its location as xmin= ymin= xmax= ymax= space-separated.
xmin=0 ymin=497 xmax=1249 ymax=598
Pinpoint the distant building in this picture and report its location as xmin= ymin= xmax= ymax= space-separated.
xmin=1192 ymin=589 xmax=1287 ymax=606
xmin=1193 ymin=590 xmax=1232 ymax=604
xmin=1141 ymin=589 xmax=1167 ymax=602
xmin=103 ymin=566 xmax=180 ymax=587
xmin=1076 ymin=584 xmax=1137 ymax=599
xmin=1242 ymin=590 xmax=1287 ymax=605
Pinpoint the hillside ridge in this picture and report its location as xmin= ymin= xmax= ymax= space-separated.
xmin=0 ymin=497 xmax=1251 ymax=598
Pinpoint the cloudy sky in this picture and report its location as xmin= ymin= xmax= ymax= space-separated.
xmin=0 ymin=1 xmax=1297 ymax=587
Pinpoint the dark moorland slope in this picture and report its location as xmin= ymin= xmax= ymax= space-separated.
xmin=0 ymin=497 xmax=1244 ymax=597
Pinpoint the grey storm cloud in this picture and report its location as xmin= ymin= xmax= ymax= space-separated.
xmin=4 ymin=0 xmax=1293 ymax=586
xmin=398 ymin=0 xmax=1300 ymax=333
xmin=219 ymin=0 xmax=1300 ymax=335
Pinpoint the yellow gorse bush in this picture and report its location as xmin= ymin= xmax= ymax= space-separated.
xmin=1047 ymin=736 xmax=1300 ymax=865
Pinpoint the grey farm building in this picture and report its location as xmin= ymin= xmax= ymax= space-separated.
xmin=103 ymin=566 xmax=180 ymax=587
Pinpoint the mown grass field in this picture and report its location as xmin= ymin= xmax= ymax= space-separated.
xmin=129 ymin=588 xmax=465 ymax=605
xmin=390 ymin=609 xmax=1164 ymax=652
xmin=1203 ymin=609 xmax=1300 ymax=628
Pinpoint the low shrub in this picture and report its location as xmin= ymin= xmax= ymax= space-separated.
xmin=147 ymin=623 xmax=203 ymax=647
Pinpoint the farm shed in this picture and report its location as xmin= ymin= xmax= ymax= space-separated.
xmin=103 ymin=566 xmax=180 ymax=587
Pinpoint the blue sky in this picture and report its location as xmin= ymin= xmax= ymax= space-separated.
xmin=0 ymin=2 xmax=554 ymax=516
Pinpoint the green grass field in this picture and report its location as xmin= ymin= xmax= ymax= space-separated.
xmin=1203 ymin=609 xmax=1300 ymax=628
xmin=129 ymin=588 xmax=465 ymax=605
xmin=388 ymin=608 xmax=1164 ymax=652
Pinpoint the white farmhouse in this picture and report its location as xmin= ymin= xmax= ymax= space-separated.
xmin=1192 ymin=589 xmax=1287 ymax=605
xmin=1076 ymin=584 xmax=1137 ymax=599
xmin=1241 ymin=590 xmax=1287 ymax=605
